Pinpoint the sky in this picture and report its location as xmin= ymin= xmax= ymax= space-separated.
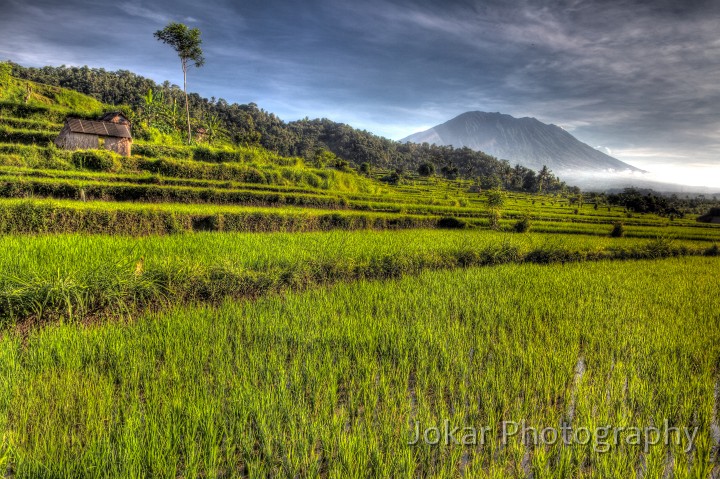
xmin=1 ymin=0 xmax=719 ymax=188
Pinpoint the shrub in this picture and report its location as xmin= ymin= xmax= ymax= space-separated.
xmin=0 ymin=62 xmax=12 ymax=89
xmin=71 ymin=150 xmax=122 ymax=172
xmin=326 ymin=157 xmax=350 ymax=172
xmin=193 ymin=146 xmax=244 ymax=163
xmin=133 ymin=144 xmax=190 ymax=159
xmin=382 ymin=171 xmax=401 ymax=185
xmin=311 ymin=148 xmax=337 ymax=168
xmin=697 ymin=208 xmax=720 ymax=223
xmin=418 ymin=162 xmax=435 ymax=176
xmin=217 ymin=150 xmax=244 ymax=163
xmin=525 ymin=246 xmax=583 ymax=264
xmin=488 ymin=209 xmax=501 ymax=231
xmin=610 ymin=222 xmax=625 ymax=238
xmin=486 ymin=189 xmax=504 ymax=208
xmin=513 ymin=217 xmax=531 ymax=233
xmin=243 ymin=167 xmax=266 ymax=184
xmin=437 ymin=217 xmax=467 ymax=229
xmin=644 ymin=237 xmax=676 ymax=258
xmin=303 ymin=171 xmax=321 ymax=188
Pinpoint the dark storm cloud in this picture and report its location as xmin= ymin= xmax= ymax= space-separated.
xmin=1 ymin=0 xmax=719 ymax=184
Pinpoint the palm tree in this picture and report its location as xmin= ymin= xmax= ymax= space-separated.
xmin=538 ymin=165 xmax=552 ymax=193
xmin=154 ymin=23 xmax=204 ymax=143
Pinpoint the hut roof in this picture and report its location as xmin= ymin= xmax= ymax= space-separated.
xmin=98 ymin=111 xmax=131 ymax=125
xmin=66 ymin=118 xmax=131 ymax=139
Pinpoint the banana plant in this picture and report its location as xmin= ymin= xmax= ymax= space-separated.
xmin=202 ymin=112 xmax=228 ymax=144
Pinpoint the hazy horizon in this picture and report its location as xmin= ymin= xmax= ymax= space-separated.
xmin=2 ymin=0 xmax=719 ymax=188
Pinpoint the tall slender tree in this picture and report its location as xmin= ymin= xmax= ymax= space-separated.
xmin=154 ymin=22 xmax=204 ymax=143
xmin=538 ymin=165 xmax=552 ymax=193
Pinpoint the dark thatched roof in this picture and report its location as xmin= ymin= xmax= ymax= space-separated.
xmin=66 ymin=118 xmax=131 ymax=139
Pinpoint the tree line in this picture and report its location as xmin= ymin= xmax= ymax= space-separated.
xmin=606 ymin=188 xmax=720 ymax=217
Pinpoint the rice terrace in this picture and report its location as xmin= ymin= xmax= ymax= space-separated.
xmin=1 ymin=2 xmax=720 ymax=478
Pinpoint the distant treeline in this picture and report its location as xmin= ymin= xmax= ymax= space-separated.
xmin=605 ymin=187 xmax=720 ymax=216
xmin=10 ymin=63 xmax=569 ymax=192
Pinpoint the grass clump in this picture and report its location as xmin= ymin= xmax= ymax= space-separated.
xmin=513 ymin=216 xmax=531 ymax=233
xmin=703 ymin=243 xmax=719 ymax=256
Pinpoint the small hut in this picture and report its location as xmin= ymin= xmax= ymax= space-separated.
xmin=55 ymin=111 xmax=132 ymax=156
xmin=194 ymin=126 xmax=208 ymax=143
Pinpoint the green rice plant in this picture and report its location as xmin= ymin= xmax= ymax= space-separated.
xmin=0 ymin=257 xmax=716 ymax=476
xmin=0 ymin=228 xmax=714 ymax=325
xmin=0 ymin=125 xmax=56 ymax=144
xmin=0 ymin=198 xmax=444 ymax=236
xmin=131 ymin=143 xmax=191 ymax=160
xmin=0 ymin=116 xmax=62 ymax=131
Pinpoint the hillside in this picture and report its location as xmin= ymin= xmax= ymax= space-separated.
xmin=0 ymin=73 xmax=566 ymax=237
xmin=9 ymin=63 xmax=572 ymax=192
xmin=0 ymin=74 xmax=715 ymax=232
xmin=402 ymin=111 xmax=644 ymax=174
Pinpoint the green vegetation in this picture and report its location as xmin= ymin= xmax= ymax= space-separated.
xmin=0 ymin=198 xmax=440 ymax=236
xmin=3 ymin=229 xmax=715 ymax=325
xmin=1 ymin=258 xmax=718 ymax=476
xmin=0 ymin=75 xmax=104 ymax=118
xmin=8 ymin=62 xmax=572 ymax=190
xmin=0 ymin=71 xmax=717 ymax=244
xmin=513 ymin=216 xmax=531 ymax=233
xmin=607 ymin=187 xmax=683 ymax=216
xmin=698 ymin=207 xmax=720 ymax=223
xmin=0 ymin=64 xmax=719 ymax=478
xmin=611 ymin=221 xmax=625 ymax=238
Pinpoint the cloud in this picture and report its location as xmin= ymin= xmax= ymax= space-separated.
xmin=1 ymin=0 xmax=719 ymax=186
xmin=117 ymin=3 xmax=171 ymax=24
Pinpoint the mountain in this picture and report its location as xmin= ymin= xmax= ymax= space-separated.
xmin=402 ymin=111 xmax=644 ymax=175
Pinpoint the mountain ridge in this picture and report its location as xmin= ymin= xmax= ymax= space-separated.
xmin=402 ymin=111 xmax=644 ymax=174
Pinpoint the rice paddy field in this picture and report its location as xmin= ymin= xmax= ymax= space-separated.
xmin=1 ymin=259 xmax=719 ymax=478
xmin=0 ymin=81 xmax=719 ymax=477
